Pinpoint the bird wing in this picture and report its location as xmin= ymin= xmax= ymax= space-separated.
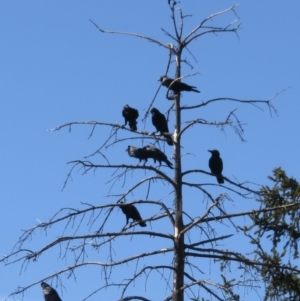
xmin=157 ymin=113 xmax=169 ymax=133
xmin=132 ymin=108 xmax=139 ymax=119
xmin=129 ymin=204 xmax=143 ymax=221
xmin=209 ymin=157 xmax=223 ymax=175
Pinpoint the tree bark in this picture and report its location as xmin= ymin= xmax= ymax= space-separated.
xmin=173 ymin=50 xmax=185 ymax=301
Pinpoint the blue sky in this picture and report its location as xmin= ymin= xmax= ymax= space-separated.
xmin=1 ymin=1 xmax=300 ymax=300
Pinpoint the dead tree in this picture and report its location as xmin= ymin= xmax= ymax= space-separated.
xmin=1 ymin=2 xmax=297 ymax=301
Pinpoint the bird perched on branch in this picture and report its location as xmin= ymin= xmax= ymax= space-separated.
xmin=150 ymin=107 xmax=173 ymax=146
xmin=41 ymin=282 xmax=62 ymax=301
xmin=158 ymin=75 xmax=200 ymax=94
xmin=143 ymin=145 xmax=173 ymax=169
xmin=119 ymin=202 xmax=147 ymax=227
xmin=208 ymin=149 xmax=224 ymax=184
xmin=126 ymin=145 xmax=148 ymax=164
xmin=122 ymin=105 xmax=139 ymax=131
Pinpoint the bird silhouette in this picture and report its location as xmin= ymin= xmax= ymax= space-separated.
xmin=41 ymin=282 xmax=62 ymax=301
xmin=208 ymin=150 xmax=224 ymax=184
xmin=126 ymin=145 xmax=148 ymax=164
xmin=119 ymin=202 xmax=146 ymax=227
xmin=159 ymin=75 xmax=200 ymax=93
xmin=150 ymin=107 xmax=173 ymax=145
xmin=143 ymin=145 xmax=173 ymax=169
xmin=122 ymin=105 xmax=139 ymax=131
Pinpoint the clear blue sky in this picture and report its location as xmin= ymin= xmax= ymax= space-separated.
xmin=1 ymin=1 xmax=299 ymax=300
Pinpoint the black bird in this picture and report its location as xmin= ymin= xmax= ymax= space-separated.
xmin=122 ymin=105 xmax=139 ymax=131
xmin=126 ymin=145 xmax=148 ymax=164
xmin=150 ymin=107 xmax=173 ymax=146
xmin=208 ymin=150 xmax=224 ymax=184
xmin=41 ymin=282 xmax=62 ymax=301
xmin=119 ymin=202 xmax=147 ymax=227
xmin=143 ymin=145 xmax=173 ymax=169
xmin=158 ymin=75 xmax=200 ymax=94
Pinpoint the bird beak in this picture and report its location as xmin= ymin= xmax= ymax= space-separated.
xmin=208 ymin=150 xmax=212 ymax=153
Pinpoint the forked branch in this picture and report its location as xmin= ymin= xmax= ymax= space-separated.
xmin=181 ymin=88 xmax=290 ymax=114
xmin=89 ymin=19 xmax=172 ymax=50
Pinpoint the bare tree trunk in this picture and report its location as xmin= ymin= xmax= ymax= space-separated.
xmin=173 ymin=52 xmax=185 ymax=301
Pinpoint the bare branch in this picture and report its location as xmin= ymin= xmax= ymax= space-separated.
xmin=181 ymin=88 xmax=290 ymax=113
xmin=180 ymin=109 xmax=245 ymax=141
xmin=170 ymin=5 xmax=180 ymax=41
xmin=185 ymin=252 xmax=300 ymax=274
xmin=183 ymin=4 xmax=240 ymax=46
xmin=185 ymin=234 xmax=234 ymax=249
xmin=120 ymin=297 xmax=153 ymax=301
xmin=181 ymin=201 xmax=219 ymax=235
xmin=66 ymin=160 xmax=176 ymax=187
xmin=196 ymin=203 xmax=300 ymax=227
xmin=89 ymin=19 xmax=171 ymax=50
xmin=181 ymin=168 xmax=260 ymax=195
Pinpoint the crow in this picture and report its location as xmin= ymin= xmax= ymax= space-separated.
xmin=119 ymin=202 xmax=146 ymax=227
xmin=126 ymin=145 xmax=148 ymax=164
xmin=208 ymin=150 xmax=224 ymax=184
xmin=150 ymin=107 xmax=173 ymax=146
xmin=158 ymin=75 xmax=200 ymax=93
xmin=122 ymin=105 xmax=139 ymax=131
xmin=143 ymin=145 xmax=173 ymax=169
xmin=41 ymin=282 xmax=62 ymax=301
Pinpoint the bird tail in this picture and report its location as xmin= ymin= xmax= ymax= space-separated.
xmin=165 ymin=159 xmax=173 ymax=169
xmin=164 ymin=134 xmax=173 ymax=145
xmin=217 ymin=175 xmax=224 ymax=184
xmin=139 ymin=221 xmax=147 ymax=227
